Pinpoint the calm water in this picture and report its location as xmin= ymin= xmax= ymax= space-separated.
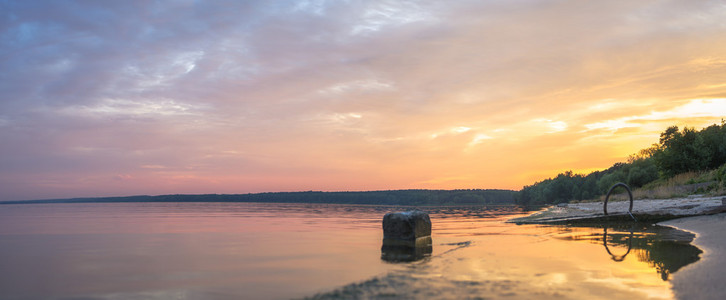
xmin=0 ymin=203 xmax=701 ymax=300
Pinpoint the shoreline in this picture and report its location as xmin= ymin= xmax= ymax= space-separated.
xmin=658 ymin=213 xmax=726 ymax=300
xmin=506 ymin=197 xmax=726 ymax=299
xmin=507 ymin=196 xmax=726 ymax=224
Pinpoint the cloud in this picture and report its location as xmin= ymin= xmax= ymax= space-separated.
xmin=349 ymin=1 xmax=438 ymax=35
xmin=584 ymin=99 xmax=726 ymax=132
xmin=318 ymin=78 xmax=395 ymax=95
xmin=1 ymin=1 xmax=726 ymax=200
xmin=531 ymin=119 xmax=569 ymax=134
xmin=58 ymin=98 xmax=209 ymax=118
xmin=469 ymin=134 xmax=494 ymax=147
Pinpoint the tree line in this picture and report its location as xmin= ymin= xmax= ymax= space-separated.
xmin=2 ymin=189 xmax=517 ymax=206
xmin=515 ymin=120 xmax=726 ymax=205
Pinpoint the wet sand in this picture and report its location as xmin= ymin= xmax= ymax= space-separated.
xmin=659 ymin=213 xmax=726 ymax=300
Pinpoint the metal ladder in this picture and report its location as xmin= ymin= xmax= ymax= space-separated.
xmin=604 ymin=182 xmax=637 ymax=222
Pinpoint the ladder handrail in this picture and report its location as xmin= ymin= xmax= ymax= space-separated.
xmin=604 ymin=182 xmax=633 ymax=217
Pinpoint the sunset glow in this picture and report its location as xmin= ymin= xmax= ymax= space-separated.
xmin=1 ymin=1 xmax=726 ymax=201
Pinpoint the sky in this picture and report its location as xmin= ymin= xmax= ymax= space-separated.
xmin=1 ymin=0 xmax=726 ymax=201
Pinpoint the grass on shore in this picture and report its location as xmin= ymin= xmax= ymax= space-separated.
xmin=578 ymin=166 xmax=726 ymax=203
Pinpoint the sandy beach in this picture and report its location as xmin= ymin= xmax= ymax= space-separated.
xmin=659 ymin=213 xmax=726 ymax=300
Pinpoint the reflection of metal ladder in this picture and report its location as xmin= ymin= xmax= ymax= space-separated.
xmin=602 ymin=183 xmax=637 ymax=262
xmin=603 ymin=227 xmax=633 ymax=262
xmin=604 ymin=182 xmax=638 ymax=222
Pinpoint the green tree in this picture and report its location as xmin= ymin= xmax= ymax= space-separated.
xmin=626 ymin=157 xmax=658 ymax=187
xmin=654 ymin=127 xmax=711 ymax=177
xmin=700 ymin=123 xmax=726 ymax=169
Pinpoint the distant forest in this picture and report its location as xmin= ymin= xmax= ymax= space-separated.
xmin=2 ymin=189 xmax=516 ymax=206
xmin=516 ymin=120 xmax=726 ymax=205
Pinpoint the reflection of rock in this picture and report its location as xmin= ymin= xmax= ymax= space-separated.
xmin=382 ymin=236 xmax=433 ymax=262
xmin=381 ymin=210 xmax=433 ymax=262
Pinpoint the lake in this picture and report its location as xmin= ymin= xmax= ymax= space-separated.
xmin=0 ymin=202 xmax=701 ymax=299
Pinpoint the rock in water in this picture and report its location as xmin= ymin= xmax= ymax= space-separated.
xmin=382 ymin=210 xmax=431 ymax=243
xmin=381 ymin=210 xmax=432 ymax=262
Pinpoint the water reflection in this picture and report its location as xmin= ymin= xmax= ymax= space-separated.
xmin=309 ymin=212 xmax=700 ymax=299
xmin=425 ymin=207 xmax=703 ymax=283
xmin=603 ymin=227 xmax=633 ymax=262
xmin=1 ymin=203 xmax=704 ymax=299
xmin=381 ymin=236 xmax=433 ymax=262
xmin=552 ymin=224 xmax=702 ymax=281
xmin=423 ymin=205 xmax=530 ymax=219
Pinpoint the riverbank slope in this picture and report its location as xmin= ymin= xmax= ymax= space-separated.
xmin=659 ymin=213 xmax=726 ymax=300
